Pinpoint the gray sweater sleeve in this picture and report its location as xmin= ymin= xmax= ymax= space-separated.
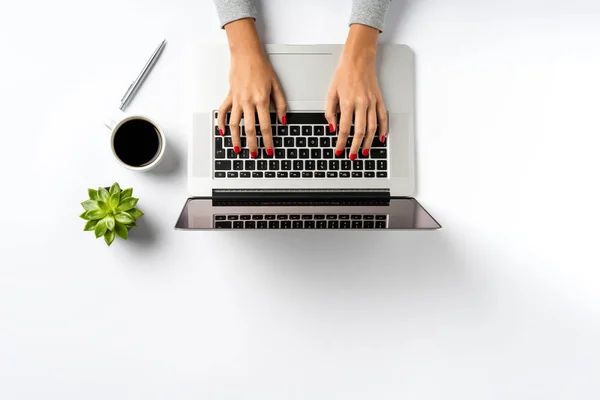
xmin=213 ymin=0 xmax=258 ymax=28
xmin=350 ymin=0 xmax=392 ymax=32
xmin=213 ymin=0 xmax=391 ymax=32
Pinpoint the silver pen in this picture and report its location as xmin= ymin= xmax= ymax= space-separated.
xmin=119 ymin=39 xmax=167 ymax=111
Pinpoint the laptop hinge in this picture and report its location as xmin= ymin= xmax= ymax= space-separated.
xmin=212 ymin=189 xmax=390 ymax=201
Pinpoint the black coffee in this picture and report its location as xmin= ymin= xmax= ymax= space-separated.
xmin=113 ymin=119 xmax=161 ymax=167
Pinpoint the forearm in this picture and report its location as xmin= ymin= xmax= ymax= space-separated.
xmin=213 ymin=0 xmax=258 ymax=28
xmin=350 ymin=0 xmax=392 ymax=32
xmin=224 ymin=18 xmax=263 ymax=58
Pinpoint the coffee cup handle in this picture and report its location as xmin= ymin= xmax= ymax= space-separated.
xmin=104 ymin=120 xmax=117 ymax=130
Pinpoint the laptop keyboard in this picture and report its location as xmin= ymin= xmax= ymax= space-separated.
xmin=213 ymin=112 xmax=388 ymax=179
xmin=214 ymin=214 xmax=389 ymax=229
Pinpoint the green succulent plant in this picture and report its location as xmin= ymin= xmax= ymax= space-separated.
xmin=80 ymin=183 xmax=144 ymax=246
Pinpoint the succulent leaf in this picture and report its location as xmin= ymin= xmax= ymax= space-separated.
xmin=104 ymin=230 xmax=116 ymax=246
xmin=81 ymin=200 xmax=99 ymax=211
xmin=87 ymin=209 xmax=107 ymax=220
xmin=80 ymin=211 xmax=90 ymax=220
xmin=104 ymin=215 xmax=115 ymax=231
xmin=120 ymin=188 xmax=133 ymax=199
xmin=114 ymin=221 xmax=129 ymax=240
xmin=84 ymin=220 xmax=98 ymax=231
xmin=128 ymin=208 xmax=144 ymax=219
xmin=94 ymin=219 xmax=107 ymax=238
xmin=88 ymin=189 xmax=98 ymax=200
xmin=109 ymin=182 xmax=121 ymax=196
xmin=98 ymin=187 xmax=109 ymax=202
xmin=108 ymin=192 xmax=120 ymax=209
xmin=115 ymin=212 xmax=134 ymax=224
xmin=117 ymin=198 xmax=138 ymax=211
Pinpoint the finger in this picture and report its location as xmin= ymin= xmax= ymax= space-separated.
xmin=217 ymin=94 xmax=232 ymax=136
xmin=377 ymin=95 xmax=388 ymax=144
xmin=229 ymin=104 xmax=243 ymax=154
xmin=257 ymin=103 xmax=274 ymax=157
xmin=243 ymin=105 xmax=258 ymax=158
xmin=361 ymin=102 xmax=378 ymax=157
xmin=325 ymin=89 xmax=338 ymax=134
xmin=336 ymin=104 xmax=353 ymax=157
xmin=271 ymin=79 xmax=288 ymax=124
xmin=350 ymin=100 xmax=368 ymax=160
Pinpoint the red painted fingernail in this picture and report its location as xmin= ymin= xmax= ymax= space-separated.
xmin=282 ymin=115 xmax=287 ymax=125
xmin=381 ymin=136 xmax=386 ymax=143
xmin=234 ymin=146 xmax=240 ymax=154
xmin=329 ymin=124 xmax=334 ymax=133
xmin=362 ymin=148 xmax=370 ymax=157
xmin=219 ymin=128 xmax=224 ymax=136
xmin=335 ymin=150 xmax=343 ymax=157
xmin=251 ymin=151 xmax=258 ymax=159
xmin=350 ymin=153 xmax=357 ymax=161
xmin=266 ymin=148 xmax=274 ymax=156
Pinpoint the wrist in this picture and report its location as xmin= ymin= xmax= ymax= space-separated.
xmin=342 ymin=24 xmax=379 ymax=63
xmin=225 ymin=19 xmax=264 ymax=58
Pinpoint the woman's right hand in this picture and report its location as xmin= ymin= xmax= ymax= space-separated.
xmin=217 ymin=19 xmax=287 ymax=159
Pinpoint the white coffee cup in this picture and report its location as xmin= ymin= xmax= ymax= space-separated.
xmin=104 ymin=115 xmax=166 ymax=171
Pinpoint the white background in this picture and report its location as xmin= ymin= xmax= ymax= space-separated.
xmin=1 ymin=0 xmax=599 ymax=398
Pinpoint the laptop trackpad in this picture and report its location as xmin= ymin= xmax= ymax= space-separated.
xmin=268 ymin=54 xmax=335 ymax=102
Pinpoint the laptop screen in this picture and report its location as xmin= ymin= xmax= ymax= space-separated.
xmin=175 ymin=198 xmax=440 ymax=230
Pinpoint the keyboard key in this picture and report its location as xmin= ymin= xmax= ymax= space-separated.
xmin=339 ymin=215 xmax=350 ymax=220
xmin=233 ymin=221 xmax=244 ymax=229
xmin=214 ymin=126 xmax=221 ymax=136
xmin=300 ymin=149 xmax=310 ymax=159
xmin=364 ymin=172 xmax=375 ymax=178
xmin=365 ymin=160 xmax=375 ymax=170
xmin=233 ymin=160 xmax=244 ymax=170
xmin=314 ymin=126 xmax=325 ymax=135
xmin=245 ymin=221 xmax=256 ymax=229
xmin=287 ymin=149 xmax=298 ymax=159
xmin=372 ymin=137 xmax=387 ymax=147
xmin=323 ymin=149 xmax=334 ymax=159
xmin=227 ymin=172 xmax=238 ymax=178
xmin=269 ymin=221 xmax=280 ymax=229
xmin=273 ymin=137 xmax=283 ymax=147
xmin=375 ymin=221 xmax=386 ymax=229
xmin=352 ymin=172 xmax=363 ymax=178
xmin=215 ymin=137 xmax=223 ymax=150
xmin=282 ymin=160 xmax=292 ymax=170
xmin=296 ymin=137 xmax=306 ymax=147
xmin=305 ymin=160 xmax=315 ymax=170
xmin=351 ymin=215 xmax=362 ymax=220
xmin=293 ymin=160 xmax=303 ymax=170
xmin=377 ymin=160 xmax=387 ymax=170
xmin=364 ymin=221 xmax=374 ymax=229
xmin=327 ymin=172 xmax=338 ymax=178
xmin=292 ymin=220 xmax=303 ymax=229
xmin=215 ymin=149 xmax=226 ymax=159
xmin=341 ymin=161 xmax=351 ymax=170
xmin=377 ymin=172 xmax=388 ymax=178
xmin=314 ymin=215 xmax=325 ymax=220
xmin=252 ymin=215 xmax=264 ymax=220
xmin=352 ymin=221 xmax=363 ymax=229
xmin=215 ymin=215 xmax=226 ymax=220
xmin=265 ymin=171 xmax=276 ymax=178
xmin=340 ymin=221 xmax=351 ymax=229
xmin=290 ymin=126 xmax=300 ymax=135
xmin=281 ymin=221 xmax=292 ymax=229
xmin=265 ymin=215 xmax=276 ymax=220
xmin=326 ymin=215 xmax=337 ymax=220
xmin=241 ymin=149 xmax=250 ymax=159
xmin=215 ymin=221 xmax=231 ymax=228
xmin=245 ymin=160 xmax=255 ymax=170
xmin=290 ymin=215 xmax=301 ymax=220
xmin=329 ymin=160 xmax=340 ymax=170
xmin=278 ymin=126 xmax=288 ymax=136
xmin=320 ymin=137 xmax=330 ymax=147
xmin=252 ymin=172 xmax=263 ymax=178
xmin=290 ymin=172 xmax=301 ymax=178
xmin=215 ymin=172 xmax=226 ymax=178
xmin=227 ymin=149 xmax=237 ymax=158
xmin=302 ymin=126 xmax=312 ymax=136
xmin=224 ymin=137 xmax=233 ymax=147
xmin=328 ymin=221 xmax=339 ymax=229
xmin=311 ymin=149 xmax=322 ymax=159
xmin=258 ymin=160 xmax=268 ymax=170
xmin=363 ymin=215 xmax=374 ymax=220
xmin=332 ymin=137 xmax=338 ymax=147
xmin=302 ymin=172 xmax=313 ymax=178
xmin=275 ymin=149 xmax=286 ymax=159
xmin=371 ymin=149 xmax=387 ymax=159
xmin=305 ymin=221 xmax=316 ymax=229
xmin=340 ymin=172 xmax=350 ymax=178
xmin=277 ymin=172 xmax=288 ymax=178
xmin=302 ymin=215 xmax=313 ymax=220
xmin=315 ymin=172 xmax=326 ymax=178
xmin=317 ymin=220 xmax=327 ymax=229
xmin=240 ymin=172 xmax=251 ymax=178
xmin=258 ymin=221 xmax=268 ymax=229
xmin=277 ymin=214 xmax=288 ymax=220
xmin=317 ymin=160 xmax=327 ymax=170
xmin=240 ymin=215 xmax=251 ymax=220
xmin=284 ymin=137 xmax=295 ymax=147
xmin=269 ymin=160 xmax=279 ymax=170
xmin=353 ymin=160 xmax=363 ymax=170
xmin=227 ymin=215 xmax=239 ymax=220
xmin=308 ymin=137 xmax=319 ymax=147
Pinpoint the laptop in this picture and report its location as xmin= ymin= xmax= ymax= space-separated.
xmin=175 ymin=44 xmax=440 ymax=230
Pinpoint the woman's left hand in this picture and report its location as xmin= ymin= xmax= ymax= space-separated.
xmin=325 ymin=24 xmax=388 ymax=160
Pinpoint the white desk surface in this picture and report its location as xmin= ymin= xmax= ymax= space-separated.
xmin=1 ymin=0 xmax=599 ymax=398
